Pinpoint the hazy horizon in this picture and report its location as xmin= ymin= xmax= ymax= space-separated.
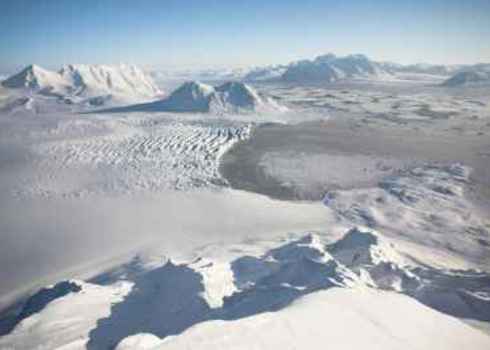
xmin=1 ymin=0 xmax=490 ymax=73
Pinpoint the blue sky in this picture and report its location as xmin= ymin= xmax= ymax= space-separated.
xmin=0 ymin=0 xmax=489 ymax=72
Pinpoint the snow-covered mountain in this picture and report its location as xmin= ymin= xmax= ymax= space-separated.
xmin=2 ymin=65 xmax=72 ymax=94
xmin=160 ymin=81 xmax=216 ymax=112
xmin=101 ymin=81 xmax=287 ymax=114
xmin=210 ymin=81 xmax=284 ymax=113
xmin=58 ymin=64 xmax=161 ymax=98
xmin=282 ymin=54 xmax=389 ymax=83
xmin=1 ymin=64 xmax=162 ymax=104
xmin=442 ymin=70 xmax=490 ymax=87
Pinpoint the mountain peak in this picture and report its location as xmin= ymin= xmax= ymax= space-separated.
xmin=101 ymin=80 xmax=287 ymax=114
xmin=282 ymin=53 xmax=383 ymax=82
xmin=2 ymin=64 xmax=68 ymax=91
xmin=327 ymin=227 xmax=403 ymax=267
xmin=2 ymin=63 xmax=161 ymax=102
xmin=174 ymin=81 xmax=214 ymax=95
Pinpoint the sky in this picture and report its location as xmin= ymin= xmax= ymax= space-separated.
xmin=0 ymin=0 xmax=489 ymax=72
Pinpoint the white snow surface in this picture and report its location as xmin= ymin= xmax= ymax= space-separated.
xmin=58 ymin=64 xmax=162 ymax=98
xmin=2 ymin=228 xmax=490 ymax=349
xmin=10 ymin=116 xmax=252 ymax=198
xmin=0 ymin=79 xmax=489 ymax=349
xmin=323 ymin=164 xmax=490 ymax=269
xmin=0 ymin=280 xmax=132 ymax=350
xmin=1 ymin=64 xmax=162 ymax=104
xmin=124 ymin=288 xmax=490 ymax=350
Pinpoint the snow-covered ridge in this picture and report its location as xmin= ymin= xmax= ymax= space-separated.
xmin=99 ymin=81 xmax=287 ymax=114
xmin=1 ymin=64 xmax=162 ymax=102
xmin=58 ymin=64 xmax=162 ymax=98
xmin=2 ymin=226 xmax=489 ymax=349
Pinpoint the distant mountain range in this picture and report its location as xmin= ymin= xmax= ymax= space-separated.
xmin=441 ymin=69 xmax=490 ymax=87
xmin=241 ymin=53 xmax=490 ymax=86
xmin=2 ymin=54 xmax=489 ymax=109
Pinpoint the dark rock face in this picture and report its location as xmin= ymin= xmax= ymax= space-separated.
xmin=18 ymin=281 xmax=82 ymax=321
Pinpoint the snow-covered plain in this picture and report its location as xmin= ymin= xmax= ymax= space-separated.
xmin=0 ymin=70 xmax=489 ymax=349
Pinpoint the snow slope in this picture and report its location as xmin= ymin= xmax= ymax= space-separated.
xmin=121 ymin=288 xmax=490 ymax=350
xmin=2 ymin=228 xmax=490 ymax=349
xmin=0 ymin=280 xmax=132 ymax=350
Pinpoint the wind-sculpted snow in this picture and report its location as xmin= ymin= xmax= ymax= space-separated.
xmin=323 ymin=164 xmax=490 ymax=268
xmin=2 ymin=228 xmax=490 ymax=349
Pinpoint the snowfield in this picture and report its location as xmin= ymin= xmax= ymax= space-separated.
xmin=0 ymin=69 xmax=489 ymax=349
